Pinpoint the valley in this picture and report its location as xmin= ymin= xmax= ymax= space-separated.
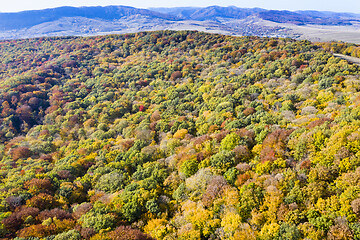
xmin=0 ymin=5 xmax=360 ymax=44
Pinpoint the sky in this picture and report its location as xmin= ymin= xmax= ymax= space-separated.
xmin=0 ymin=0 xmax=359 ymax=13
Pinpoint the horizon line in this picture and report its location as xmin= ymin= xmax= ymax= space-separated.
xmin=0 ymin=4 xmax=358 ymax=15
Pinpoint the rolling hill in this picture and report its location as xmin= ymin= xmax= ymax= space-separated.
xmin=0 ymin=5 xmax=360 ymax=43
xmin=0 ymin=6 xmax=178 ymax=31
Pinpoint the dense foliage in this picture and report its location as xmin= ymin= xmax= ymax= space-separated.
xmin=317 ymin=41 xmax=360 ymax=59
xmin=0 ymin=30 xmax=360 ymax=239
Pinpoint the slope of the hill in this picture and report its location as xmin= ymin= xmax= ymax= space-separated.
xmin=173 ymin=6 xmax=265 ymax=21
xmin=0 ymin=6 xmax=178 ymax=31
xmin=258 ymin=10 xmax=353 ymax=25
xmin=0 ymin=31 xmax=360 ymax=239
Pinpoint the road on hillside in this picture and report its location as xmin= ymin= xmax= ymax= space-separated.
xmin=333 ymin=53 xmax=360 ymax=66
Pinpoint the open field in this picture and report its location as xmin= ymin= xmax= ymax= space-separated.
xmin=258 ymin=18 xmax=360 ymax=44
xmin=0 ymin=6 xmax=359 ymax=44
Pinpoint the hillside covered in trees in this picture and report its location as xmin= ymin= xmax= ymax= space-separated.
xmin=0 ymin=31 xmax=360 ymax=239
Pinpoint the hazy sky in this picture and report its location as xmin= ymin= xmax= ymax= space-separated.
xmin=0 ymin=0 xmax=359 ymax=13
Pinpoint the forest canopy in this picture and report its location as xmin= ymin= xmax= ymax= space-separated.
xmin=0 ymin=30 xmax=359 ymax=239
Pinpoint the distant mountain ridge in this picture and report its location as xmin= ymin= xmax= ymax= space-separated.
xmin=150 ymin=6 xmax=266 ymax=21
xmin=0 ymin=5 xmax=178 ymax=31
xmin=152 ymin=6 xmax=360 ymax=24
xmin=0 ymin=5 xmax=360 ymax=42
xmin=257 ymin=10 xmax=354 ymax=25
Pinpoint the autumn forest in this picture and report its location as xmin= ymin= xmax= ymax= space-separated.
xmin=0 ymin=31 xmax=360 ymax=239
